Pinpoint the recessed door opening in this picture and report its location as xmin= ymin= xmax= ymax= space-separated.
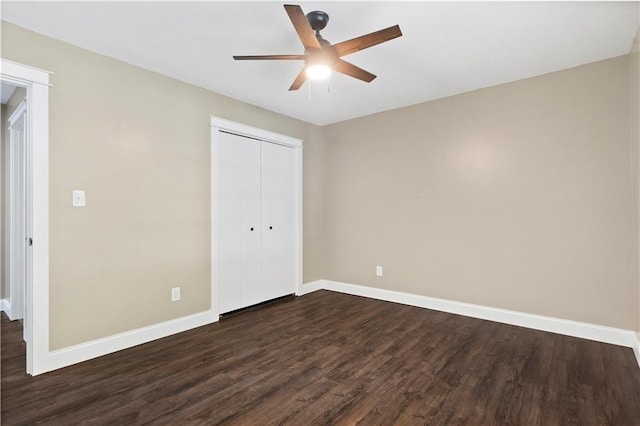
xmin=1 ymin=80 xmax=30 ymax=345
xmin=211 ymin=116 xmax=303 ymax=321
xmin=0 ymin=59 xmax=50 ymax=376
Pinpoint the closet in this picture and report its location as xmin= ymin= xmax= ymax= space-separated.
xmin=211 ymin=117 xmax=302 ymax=315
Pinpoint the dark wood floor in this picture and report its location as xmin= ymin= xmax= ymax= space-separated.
xmin=2 ymin=290 xmax=640 ymax=425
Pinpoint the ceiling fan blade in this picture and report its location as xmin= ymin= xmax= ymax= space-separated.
xmin=234 ymin=54 xmax=306 ymax=60
xmin=284 ymin=4 xmax=321 ymax=50
xmin=333 ymin=25 xmax=402 ymax=57
xmin=289 ymin=68 xmax=308 ymax=91
xmin=332 ymin=59 xmax=377 ymax=83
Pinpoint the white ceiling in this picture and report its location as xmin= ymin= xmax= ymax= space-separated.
xmin=2 ymin=1 xmax=639 ymax=125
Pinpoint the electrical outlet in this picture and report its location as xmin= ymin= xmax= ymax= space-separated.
xmin=376 ymin=266 xmax=383 ymax=277
xmin=171 ymin=287 xmax=181 ymax=302
xmin=72 ymin=190 xmax=86 ymax=207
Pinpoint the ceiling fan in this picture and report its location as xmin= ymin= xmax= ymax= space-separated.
xmin=233 ymin=4 xmax=402 ymax=91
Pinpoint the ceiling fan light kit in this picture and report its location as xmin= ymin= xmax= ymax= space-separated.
xmin=306 ymin=63 xmax=332 ymax=80
xmin=233 ymin=4 xmax=402 ymax=91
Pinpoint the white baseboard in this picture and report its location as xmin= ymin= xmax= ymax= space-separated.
xmin=298 ymin=280 xmax=324 ymax=295
xmin=305 ymin=280 xmax=640 ymax=362
xmin=0 ymin=298 xmax=13 ymax=320
xmin=36 ymin=280 xmax=640 ymax=374
xmin=42 ymin=310 xmax=218 ymax=374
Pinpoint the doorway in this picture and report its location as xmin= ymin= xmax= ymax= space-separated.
xmin=0 ymin=59 xmax=50 ymax=375
xmin=2 ymin=82 xmax=30 ymax=345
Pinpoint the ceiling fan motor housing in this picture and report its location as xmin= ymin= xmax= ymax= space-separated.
xmin=306 ymin=10 xmax=329 ymax=33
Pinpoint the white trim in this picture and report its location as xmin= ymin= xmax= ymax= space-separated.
xmin=7 ymin=98 xmax=27 ymax=125
xmin=307 ymin=280 xmax=639 ymax=350
xmin=18 ymin=278 xmax=639 ymax=373
xmin=0 ymin=298 xmax=12 ymax=319
xmin=210 ymin=116 xmax=303 ymax=316
xmin=0 ymin=59 xmax=51 ymax=86
xmin=634 ymin=333 xmax=640 ymax=368
xmin=294 ymin=140 xmax=303 ymax=298
xmin=1 ymin=59 xmax=50 ymax=375
xmin=7 ymin=99 xmax=28 ymax=323
xmin=29 ymin=79 xmax=49 ymax=375
xmin=211 ymin=127 xmax=220 ymax=319
xmin=210 ymin=116 xmax=302 ymax=148
xmin=44 ymin=310 xmax=218 ymax=373
xmin=298 ymin=280 xmax=324 ymax=295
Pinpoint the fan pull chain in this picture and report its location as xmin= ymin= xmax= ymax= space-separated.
xmin=308 ymin=80 xmax=311 ymax=101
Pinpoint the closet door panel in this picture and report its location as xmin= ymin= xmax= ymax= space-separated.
xmin=217 ymin=132 xmax=261 ymax=313
xmin=240 ymin=136 xmax=263 ymax=308
xmin=217 ymin=132 xmax=244 ymax=313
xmin=260 ymin=141 xmax=296 ymax=301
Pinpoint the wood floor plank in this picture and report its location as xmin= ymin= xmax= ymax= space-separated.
xmin=2 ymin=290 xmax=640 ymax=425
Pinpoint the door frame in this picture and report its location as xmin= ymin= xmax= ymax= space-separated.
xmin=210 ymin=116 xmax=303 ymax=318
xmin=7 ymin=98 xmax=28 ymax=325
xmin=1 ymin=59 xmax=50 ymax=376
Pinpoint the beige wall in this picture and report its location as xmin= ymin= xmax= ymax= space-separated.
xmin=1 ymin=86 xmax=27 ymax=302
xmin=1 ymin=19 xmax=637 ymax=351
xmin=303 ymin=124 xmax=327 ymax=283
xmin=631 ymin=28 xmax=640 ymax=334
xmin=1 ymin=22 xmax=322 ymax=349
xmin=323 ymin=56 xmax=636 ymax=329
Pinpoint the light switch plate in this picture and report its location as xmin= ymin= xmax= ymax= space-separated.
xmin=171 ymin=287 xmax=181 ymax=302
xmin=72 ymin=190 xmax=86 ymax=207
